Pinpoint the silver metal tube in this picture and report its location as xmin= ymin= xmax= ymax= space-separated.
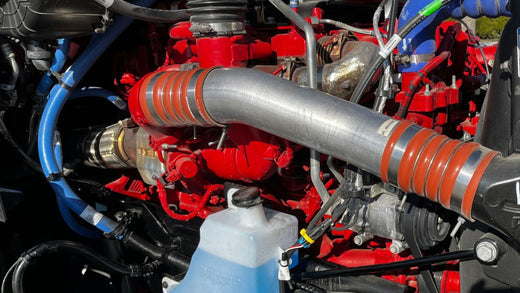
xmin=310 ymin=149 xmax=330 ymax=202
xmin=267 ymin=0 xmax=317 ymax=89
xmin=327 ymin=156 xmax=344 ymax=183
xmin=266 ymin=0 xmax=330 ymax=203
xmin=319 ymin=19 xmax=376 ymax=36
xmin=372 ymin=0 xmax=387 ymax=49
xmin=202 ymin=68 xmax=392 ymax=176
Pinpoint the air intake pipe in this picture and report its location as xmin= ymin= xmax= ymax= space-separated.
xmin=128 ymin=68 xmax=520 ymax=243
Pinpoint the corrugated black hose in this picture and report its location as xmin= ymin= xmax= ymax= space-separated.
xmin=94 ymin=0 xmax=189 ymax=23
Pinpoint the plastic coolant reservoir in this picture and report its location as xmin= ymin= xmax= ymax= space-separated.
xmin=173 ymin=186 xmax=298 ymax=293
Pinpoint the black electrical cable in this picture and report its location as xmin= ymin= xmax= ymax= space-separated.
xmin=293 ymin=249 xmax=475 ymax=280
xmin=350 ymin=0 xmax=454 ymax=104
xmin=94 ymin=0 xmax=189 ymax=23
xmin=11 ymin=240 xmax=149 ymax=293
xmin=307 ymin=176 xmax=349 ymax=232
xmin=1 ymin=259 xmax=20 ymax=293
xmin=387 ymin=0 xmax=399 ymax=70
xmin=387 ymin=0 xmax=399 ymax=40
xmin=0 ymin=111 xmax=42 ymax=173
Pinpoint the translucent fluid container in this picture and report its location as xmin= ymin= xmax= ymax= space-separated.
xmin=173 ymin=187 xmax=298 ymax=293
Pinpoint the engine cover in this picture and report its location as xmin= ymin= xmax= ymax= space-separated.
xmin=0 ymin=0 xmax=106 ymax=39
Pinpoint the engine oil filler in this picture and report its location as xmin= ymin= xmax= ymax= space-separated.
xmin=173 ymin=186 xmax=298 ymax=293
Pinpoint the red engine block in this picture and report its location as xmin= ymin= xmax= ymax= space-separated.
xmin=106 ymin=15 xmax=497 ymax=293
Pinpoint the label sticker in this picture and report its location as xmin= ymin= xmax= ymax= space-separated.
xmin=377 ymin=119 xmax=399 ymax=137
xmin=379 ymin=35 xmax=402 ymax=59
xmin=80 ymin=206 xmax=104 ymax=226
xmin=278 ymin=264 xmax=291 ymax=281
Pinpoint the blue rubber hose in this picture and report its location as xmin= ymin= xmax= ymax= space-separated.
xmin=35 ymin=39 xmax=71 ymax=97
xmin=70 ymin=87 xmax=127 ymax=110
xmin=38 ymin=0 xmax=156 ymax=235
xmin=54 ymin=134 xmax=101 ymax=238
xmin=398 ymin=0 xmax=511 ymax=73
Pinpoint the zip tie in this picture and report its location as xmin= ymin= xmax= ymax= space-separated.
xmin=299 ymin=229 xmax=315 ymax=244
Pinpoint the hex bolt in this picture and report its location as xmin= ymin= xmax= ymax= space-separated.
xmin=449 ymin=216 xmax=466 ymax=238
xmin=353 ymin=233 xmax=373 ymax=246
xmin=389 ymin=240 xmax=407 ymax=254
xmin=424 ymin=84 xmax=431 ymax=96
xmin=475 ymin=240 xmax=499 ymax=264
xmin=451 ymin=75 xmax=458 ymax=89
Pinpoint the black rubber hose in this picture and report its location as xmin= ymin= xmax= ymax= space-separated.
xmin=122 ymin=231 xmax=190 ymax=271
xmin=350 ymin=0 xmax=453 ymax=104
xmin=11 ymin=260 xmax=27 ymax=293
xmin=11 ymin=240 xmax=138 ymax=293
xmin=292 ymin=249 xmax=475 ymax=280
xmin=96 ymin=0 xmax=189 ymax=23
xmin=387 ymin=0 xmax=399 ymax=39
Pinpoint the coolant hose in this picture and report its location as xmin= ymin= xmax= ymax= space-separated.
xmin=93 ymin=0 xmax=189 ymax=23
xmin=56 ymin=195 xmax=101 ymax=238
xmin=398 ymin=0 xmax=510 ymax=72
xmin=38 ymin=0 xmax=158 ymax=235
xmin=38 ymin=2 xmax=192 ymax=271
xmin=70 ymin=87 xmax=127 ymax=110
xmin=35 ymin=39 xmax=71 ymax=97
xmin=54 ymin=139 xmax=101 ymax=238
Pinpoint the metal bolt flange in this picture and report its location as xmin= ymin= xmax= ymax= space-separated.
xmin=475 ymin=240 xmax=499 ymax=264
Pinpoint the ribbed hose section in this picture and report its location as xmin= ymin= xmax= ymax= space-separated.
xmin=129 ymin=67 xmax=501 ymax=219
xmin=129 ymin=68 xmax=219 ymax=127
xmin=379 ymin=120 xmax=500 ymax=218
xmin=187 ymin=0 xmax=247 ymax=35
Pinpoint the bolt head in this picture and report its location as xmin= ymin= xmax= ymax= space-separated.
xmin=476 ymin=241 xmax=498 ymax=263
xmin=389 ymin=242 xmax=403 ymax=254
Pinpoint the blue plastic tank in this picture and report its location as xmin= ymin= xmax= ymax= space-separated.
xmin=173 ymin=186 xmax=298 ymax=293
